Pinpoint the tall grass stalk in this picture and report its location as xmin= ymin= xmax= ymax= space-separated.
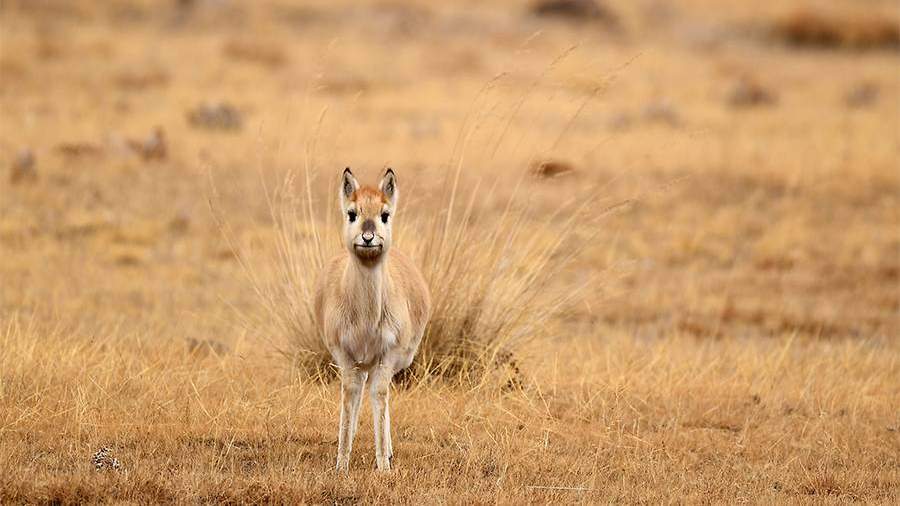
xmin=212 ymin=164 xmax=602 ymax=387
xmin=213 ymin=51 xmax=634 ymax=386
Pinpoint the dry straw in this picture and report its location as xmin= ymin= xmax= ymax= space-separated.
xmin=210 ymin=48 xmax=637 ymax=387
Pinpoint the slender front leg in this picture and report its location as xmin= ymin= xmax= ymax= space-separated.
xmin=369 ymin=363 xmax=393 ymax=471
xmin=384 ymin=401 xmax=392 ymax=465
xmin=336 ymin=366 xmax=367 ymax=472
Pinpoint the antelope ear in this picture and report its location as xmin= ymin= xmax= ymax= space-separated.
xmin=379 ymin=168 xmax=398 ymax=207
xmin=340 ymin=167 xmax=358 ymax=208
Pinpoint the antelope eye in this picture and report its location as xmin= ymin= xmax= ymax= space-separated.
xmin=347 ymin=210 xmax=357 ymax=223
xmin=381 ymin=212 xmax=390 ymax=224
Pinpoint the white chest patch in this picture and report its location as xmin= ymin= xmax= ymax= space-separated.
xmin=340 ymin=321 xmax=401 ymax=368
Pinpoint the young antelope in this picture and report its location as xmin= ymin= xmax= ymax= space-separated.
xmin=314 ymin=168 xmax=431 ymax=472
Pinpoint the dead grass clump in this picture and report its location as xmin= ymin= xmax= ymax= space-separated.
xmin=9 ymin=148 xmax=37 ymax=184
xmin=114 ymin=67 xmax=170 ymax=90
xmin=773 ymin=9 xmax=900 ymax=50
xmin=641 ymin=99 xmax=682 ymax=126
xmin=797 ymin=468 xmax=862 ymax=500
xmin=222 ymin=168 xmax=593 ymax=386
xmin=188 ymin=102 xmax=243 ymax=131
xmin=530 ymin=0 xmax=617 ymax=26
xmin=410 ymin=176 xmax=592 ymax=384
xmin=126 ymin=127 xmax=167 ymax=161
xmin=55 ymin=141 xmax=105 ymax=159
xmin=222 ymin=39 xmax=287 ymax=68
xmin=727 ymin=77 xmax=777 ymax=108
xmin=530 ymin=158 xmax=577 ymax=178
xmin=844 ymin=81 xmax=879 ymax=108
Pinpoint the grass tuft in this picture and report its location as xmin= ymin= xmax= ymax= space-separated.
xmin=220 ymin=167 xmax=600 ymax=387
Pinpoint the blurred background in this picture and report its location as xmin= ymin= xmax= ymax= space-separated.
xmin=1 ymin=0 xmax=897 ymax=345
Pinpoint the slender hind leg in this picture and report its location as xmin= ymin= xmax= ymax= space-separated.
xmin=336 ymin=366 xmax=367 ymax=472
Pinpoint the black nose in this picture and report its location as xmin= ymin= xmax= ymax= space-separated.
xmin=362 ymin=218 xmax=375 ymax=243
xmin=361 ymin=219 xmax=376 ymax=244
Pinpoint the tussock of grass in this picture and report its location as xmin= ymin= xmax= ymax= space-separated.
xmin=773 ymin=8 xmax=900 ymax=50
xmin=411 ymin=177 xmax=594 ymax=386
xmin=218 ymin=167 xmax=599 ymax=387
xmin=217 ymin=55 xmax=619 ymax=387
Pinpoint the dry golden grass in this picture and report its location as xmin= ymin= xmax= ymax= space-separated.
xmin=2 ymin=0 xmax=899 ymax=503
xmin=227 ymin=165 xmax=597 ymax=386
xmin=2 ymin=317 xmax=897 ymax=503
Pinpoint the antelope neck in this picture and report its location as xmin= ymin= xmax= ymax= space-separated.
xmin=344 ymin=253 xmax=391 ymax=321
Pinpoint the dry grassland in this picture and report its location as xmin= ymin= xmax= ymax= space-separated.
xmin=1 ymin=0 xmax=898 ymax=503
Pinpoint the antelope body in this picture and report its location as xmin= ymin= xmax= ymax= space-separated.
xmin=314 ymin=168 xmax=431 ymax=472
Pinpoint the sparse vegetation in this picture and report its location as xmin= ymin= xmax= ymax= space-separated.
xmin=772 ymin=7 xmax=900 ymax=50
xmin=1 ymin=0 xmax=898 ymax=503
xmin=727 ymin=76 xmax=778 ymax=108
